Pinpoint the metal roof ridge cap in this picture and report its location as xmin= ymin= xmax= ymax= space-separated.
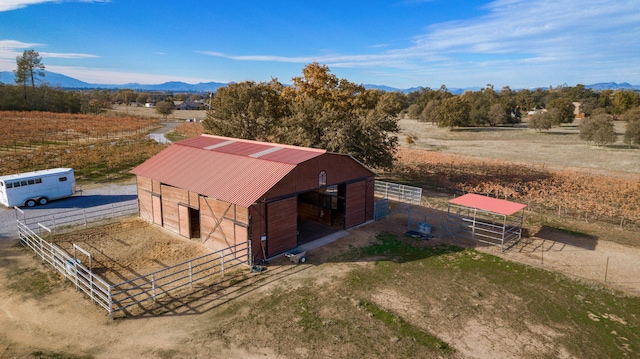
xmin=198 ymin=134 xmax=326 ymax=154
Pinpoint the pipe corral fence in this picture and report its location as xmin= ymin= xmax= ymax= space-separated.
xmin=15 ymin=205 xmax=252 ymax=319
xmin=373 ymin=181 xmax=422 ymax=221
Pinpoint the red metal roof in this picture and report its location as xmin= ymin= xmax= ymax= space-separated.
xmin=131 ymin=135 xmax=326 ymax=207
xmin=448 ymin=193 xmax=526 ymax=216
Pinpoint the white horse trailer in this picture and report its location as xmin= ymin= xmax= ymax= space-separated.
xmin=0 ymin=168 xmax=76 ymax=207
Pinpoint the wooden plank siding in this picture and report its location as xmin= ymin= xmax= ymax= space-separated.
xmin=152 ymin=195 xmax=162 ymax=225
xmin=178 ymin=204 xmax=190 ymax=237
xmin=250 ymin=203 xmax=267 ymax=262
xmin=266 ymin=197 xmax=297 ymax=257
xmin=365 ymin=177 xmax=375 ymax=222
xmin=160 ymin=184 xmax=190 ymax=233
xmin=200 ymin=197 xmax=250 ymax=252
xmin=345 ymin=180 xmax=367 ymax=228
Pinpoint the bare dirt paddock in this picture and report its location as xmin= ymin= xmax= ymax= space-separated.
xmin=49 ymin=218 xmax=213 ymax=285
xmin=1 ymin=212 xmax=639 ymax=358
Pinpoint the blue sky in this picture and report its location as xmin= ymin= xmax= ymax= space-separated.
xmin=1 ymin=0 xmax=639 ymax=89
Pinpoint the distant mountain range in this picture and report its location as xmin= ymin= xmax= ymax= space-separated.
xmin=1 ymin=70 xmax=639 ymax=94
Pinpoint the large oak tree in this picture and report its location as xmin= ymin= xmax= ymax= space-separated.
xmin=203 ymin=63 xmax=400 ymax=168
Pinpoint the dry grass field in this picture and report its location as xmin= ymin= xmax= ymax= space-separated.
xmin=110 ymin=104 xmax=207 ymax=122
xmin=398 ymin=118 xmax=640 ymax=175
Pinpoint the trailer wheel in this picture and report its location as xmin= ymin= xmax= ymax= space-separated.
xmin=26 ymin=199 xmax=36 ymax=207
xmin=38 ymin=197 xmax=48 ymax=205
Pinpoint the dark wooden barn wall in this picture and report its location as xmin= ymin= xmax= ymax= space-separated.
xmin=250 ymin=203 xmax=267 ymax=262
xmin=344 ymin=178 xmax=374 ymax=228
xmin=263 ymin=153 xmax=374 ymax=201
xmin=266 ymin=197 xmax=297 ymax=257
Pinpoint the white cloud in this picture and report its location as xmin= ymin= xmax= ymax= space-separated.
xmin=0 ymin=0 xmax=109 ymax=12
xmin=0 ymin=39 xmax=99 ymax=72
xmin=40 ymin=52 xmax=99 ymax=59
xmin=198 ymin=0 xmax=640 ymax=87
xmin=45 ymin=65 xmax=209 ymax=85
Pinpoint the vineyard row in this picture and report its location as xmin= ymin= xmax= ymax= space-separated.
xmin=392 ymin=148 xmax=640 ymax=227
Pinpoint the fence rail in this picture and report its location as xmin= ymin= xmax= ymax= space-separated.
xmin=17 ymin=220 xmax=112 ymax=311
xmin=109 ymin=241 xmax=250 ymax=318
xmin=16 ymin=216 xmax=252 ymax=319
xmin=16 ymin=200 xmax=138 ymax=234
xmin=374 ymin=180 xmax=422 ymax=206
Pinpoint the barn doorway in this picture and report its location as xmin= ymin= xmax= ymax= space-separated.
xmin=188 ymin=207 xmax=201 ymax=239
xmin=296 ymin=184 xmax=345 ymax=245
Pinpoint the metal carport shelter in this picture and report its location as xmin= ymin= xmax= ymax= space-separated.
xmin=445 ymin=193 xmax=526 ymax=251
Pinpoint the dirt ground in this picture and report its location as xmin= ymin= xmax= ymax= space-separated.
xmin=1 ymin=208 xmax=639 ymax=358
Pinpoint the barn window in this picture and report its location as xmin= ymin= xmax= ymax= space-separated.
xmin=59 ymin=177 xmax=67 ymax=182
xmin=318 ymin=170 xmax=327 ymax=187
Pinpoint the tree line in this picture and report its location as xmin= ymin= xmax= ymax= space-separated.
xmin=3 ymin=51 xmax=640 ymax=163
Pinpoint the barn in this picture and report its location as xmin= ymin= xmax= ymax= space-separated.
xmin=130 ymin=134 xmax=375 ymax=262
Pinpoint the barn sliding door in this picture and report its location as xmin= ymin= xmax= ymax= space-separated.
xmin=266 ymin=197 xmax=297 ymax=257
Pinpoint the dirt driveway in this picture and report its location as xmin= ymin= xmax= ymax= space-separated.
xmin=1 ymin=210 xmax=638 ymax=358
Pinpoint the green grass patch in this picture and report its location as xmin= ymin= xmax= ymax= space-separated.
xmin=359 ymin=299 xmax=451 ymax=351
xmin=7 ymin=267 xmax=60 ymax=297
xmin=31 ymin=350 xmax=92 ymax=359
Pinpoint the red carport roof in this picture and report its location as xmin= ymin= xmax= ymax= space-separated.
xmin=131 ymin=135 xmax=326 ymax=207
xmin=448 ymin=193 xmax=526 ymax=216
